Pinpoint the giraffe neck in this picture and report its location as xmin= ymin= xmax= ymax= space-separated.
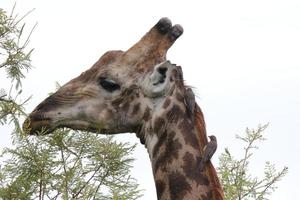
xmin=140 ymin=92 xmax=213 ymax=200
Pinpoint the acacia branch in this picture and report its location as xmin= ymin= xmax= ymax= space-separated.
xmin=60 ymin=147 xmax=69 ymax=200
xmin=256 ymin=167 xmax=288 ymax=199
xmin=92 ymin=169 xmax=111 ymax=200
xmin=38 ymin=169 xmax=43 ymax=200
xmin=0 ymin=95 xmax=14 ymax=103
xmin=71 ymin=165 xmax=103 ymax=199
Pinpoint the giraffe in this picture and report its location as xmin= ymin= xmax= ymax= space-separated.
xmin=23 ymin=18 xmax=224 ymax=200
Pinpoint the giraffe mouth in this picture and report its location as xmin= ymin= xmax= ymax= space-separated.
xmin=23 ymin=116 xmax=53 ymax=135
xmin=23 ymin=113 xmax=108 ymax=135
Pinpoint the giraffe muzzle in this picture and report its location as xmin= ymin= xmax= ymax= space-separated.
xmin=23 ymin=112 xmax=52 ymax=135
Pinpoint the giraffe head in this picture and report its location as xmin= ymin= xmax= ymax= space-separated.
xmin=24 ymin=18 xmax=185 ymax=137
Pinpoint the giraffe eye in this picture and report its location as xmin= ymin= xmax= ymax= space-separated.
xmin=99 ymin=77 xmax=120 ymax=92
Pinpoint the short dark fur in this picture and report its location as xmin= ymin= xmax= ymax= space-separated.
xmin=176 ymin=91 xmax=184 ymax=102
xmin=153 ymin=131 xmax=168 ymax=158
xmin=142 ymin=107 xmax=151 ymax=121
xmin=168 ymin=171 xmax=191 ymax=200
xmin=178 ymin=118 xmax=200 ymax=149
xmin=166 ymin=104 xmax=184 ymax=124
xmin=163 ymin=97 xmax=171 ymax=109
xmin=155 ymin=179 xmax=166 ymax=199
xmin=154 ymin=131 xmax=182 ymax=173
xmin=154 ymin=117 xmax=166 ymax=133
xmin=182 ymin=152 xmax=209 ymax=186
xmin=131 ymin=103 xmax=140 ymax=116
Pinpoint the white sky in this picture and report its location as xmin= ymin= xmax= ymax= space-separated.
xmin=1 ymin=0 xmax=300 ymax=199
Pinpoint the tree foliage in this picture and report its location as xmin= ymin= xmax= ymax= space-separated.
xmin=0 ymin=5 xmax=34 ymax=87
xmin=217 ymin=124 xmax=288 ymax=200
xmin=0 ymin=130 xmax=141 ymax=200
xmin=0 ymin=5 xmax=142 ymax=200
xmin=0 ymin=5 xmax=33 ymax=134
xmin=1 ymin=5 xmax=288 ymax=200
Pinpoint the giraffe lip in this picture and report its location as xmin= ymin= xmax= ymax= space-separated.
xmin=23 ymin=117 xmax=53 ymax=135
xmin=23 ymin=115 xmax=105 ymax=135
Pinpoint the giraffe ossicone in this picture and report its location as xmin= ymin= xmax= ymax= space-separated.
xmin=23 ymin=18 xmax=224 ymax=200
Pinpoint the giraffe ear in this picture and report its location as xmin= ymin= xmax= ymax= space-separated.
xmin=141 ymin=61 xmax=174 ymax=97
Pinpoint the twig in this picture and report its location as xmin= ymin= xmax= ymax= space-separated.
xmin=72 ymin=165 xmax=103 ymax=199
xmin=60 ymin=146 xmax=69 ymax=200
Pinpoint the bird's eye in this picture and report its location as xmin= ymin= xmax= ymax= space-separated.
xmin=99 ymin=77 xmax=120 ymax=92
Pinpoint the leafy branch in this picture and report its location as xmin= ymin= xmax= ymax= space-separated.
xmin=0 ymin=4 xmax=34 ymax=137
xmin=0 ymin=5 xmax=36 ymax=87
xmin=218 ymin=124 xmax=288 ymax=200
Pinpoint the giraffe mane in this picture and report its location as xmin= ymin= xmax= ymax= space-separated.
xmin=174 ymin=64 xmax=224 ymax=199
xmin=194 ymin=104 xmax=225 ymax=200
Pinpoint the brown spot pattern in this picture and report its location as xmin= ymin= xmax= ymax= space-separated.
xmin=176 ymin=92 xmax=184 ymax=103
xmin=154 ymin=131 xmax=182 ymax=173
xmin=142 ymin=107 xmax=151 ymax=121
xmin=121 ymin=101 xmax=130 ymax=112
xmin=152 ymin=131 xmax=167 ymax=158
xmin=201 ymin=192 xmax=213 ymax=200
xmin=163 ymin=98 xmax=171 ymax=109
xmin=166 ymin=104 xmax=184 ymax=124
xmin=182 ymin=152 xmax=209 ymax=186
xmin=111 ymin=86 xmax=138 ymax=110
xmin=168 ymin=171 xmax=191 ymax=200
xmin=131 ymin=103 xmax=140 ymax=116
xmin=154 ymin=117 xmax=166 ymax=133
xmin=178 ymin=118 xmax=200 ymax=149
xmin=155 ymin=179 xmax=166 ymax=199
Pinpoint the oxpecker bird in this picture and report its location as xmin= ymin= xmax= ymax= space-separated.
xmin=185 ymin=88 xmax=196 ymax=122
xmin=200 ymin=135 xmax=217 ymax=171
